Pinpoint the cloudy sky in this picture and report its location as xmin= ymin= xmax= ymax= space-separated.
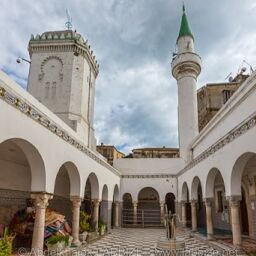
xmin=1 ymin=0 xmax=256 ymax=154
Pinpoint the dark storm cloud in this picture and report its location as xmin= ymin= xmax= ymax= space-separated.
xmin=0 ymin=0 xmax=255 ymax=153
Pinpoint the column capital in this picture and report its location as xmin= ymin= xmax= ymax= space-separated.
xmin=133 ymin=201 xmax=138 ymax=207
xmin=31 ymin=193 xmax=52 ymax=209
xmin=180 ymin=200 xmax=186 ymax=206
xmin=204 ymin=198 xmax=214 ymax=206
xmin=160 ymin=201 xmax=165 ymax=207
xmin=227 ymin=196 xmax=241 ymax=207
xmin=70 ymin=196 xmax=82 ymax=207
xmin=227 ymin=195 xmax=242 ymax=202
xmin=115 ymin=201 xmax=121 ymax=206
xmin=190 ymin=200 xmax=197 ymax=205
xmin=92 ymin=199 xmax=101 ymax=206
xmin=229 ymin=200 xmax=240 ymax=208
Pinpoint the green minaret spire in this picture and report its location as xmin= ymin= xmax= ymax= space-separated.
xmin=177 ymin=4 xmax=194 ymax=40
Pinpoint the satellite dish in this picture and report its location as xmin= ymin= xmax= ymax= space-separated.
xmin=228 ymin=76 xmax=233 ymax=82
xmin=241 ymin=67 xmax=247 ymax=73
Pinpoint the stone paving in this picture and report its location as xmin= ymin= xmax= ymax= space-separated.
xmin=72 ymin=228 xmax=241 ymax=256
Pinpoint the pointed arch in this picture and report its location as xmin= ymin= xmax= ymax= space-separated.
xmin=113 ymin=184 xmax=120 ymax=202
xmin=102 ymin=184 xmax=109 ymax=201
xmin=181 ymin=182 xmax=189 ymax=202
xmin=0 ymin=138 xmax=46 ymax=192
xmin=86 ymin=172 xmax=100 ymax=199
xmin=54 ymin=161 xmax=81 ymax=197
xmin=205 ymin=168 xmax=224 ymax=199
xmin=191 ymin=176 xmax=202 ymax=200
xmin=231 ymin=152 xmax=256 ymax=196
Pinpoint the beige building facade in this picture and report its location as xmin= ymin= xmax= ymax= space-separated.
xmin=197 ymin=73 xmax=249 ymax=131
xmin=96 ymin=143 xmax=125 ymax=166
xmin=129 ymin=147 xmax=179 ymax=158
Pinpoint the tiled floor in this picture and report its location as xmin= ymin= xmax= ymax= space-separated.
xmin=76 ymin=228 xmax=229 ymax=256
xmin=216 ymin=235 xmax=256 ymax=255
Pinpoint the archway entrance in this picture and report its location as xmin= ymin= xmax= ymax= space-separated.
xmin=123 ymin=193 xmax=133 ymax=210
xmin=197 ymin=182 xmax=206 ymax=231
xmin=137 ymin=187 xmax=161 ymax=227
xmin=0 ymin=138 xmax=45 ymax=250
xmin=112 ymin=185 xmax=120 ymax=228
xmin=241 ymin=186 xmax=249 ymax=235
xmin=83 ymin=173 xmax=99 ymax=233
xmin=182 ymin=182 xmax=191 ymax=228
xmin=231 ymin=152 xmax=256 ymax=241
xmin=83 ymin=178 xmax=93 ymax=214
xmin=50 ymin=164 xmax=72 ymax=223
xmin=191 ymin=177 xmax=206 ymax=234
xmin=165 ymin=193 xmax=175 ymax=214
xmin=205 ymin=168 xmax=231 ymax=236
xmin=122 ymin=193 xmax=133 ymax=227
xmin=100 ymin=185 xmax=111 ymax=231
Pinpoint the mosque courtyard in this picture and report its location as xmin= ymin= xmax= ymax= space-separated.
xmin=1 ymin=1 xmax=256 ymax=256
xmin=61 ymin=227 xmax=252 ymax=256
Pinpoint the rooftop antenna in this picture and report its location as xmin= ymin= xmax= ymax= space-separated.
xmin=224 ymin=72 xmax=232 ymax=81
xmin=243 ymin=60 xmax=254 ymax=73
xmin=65 ymin=9 xmax=73 ymax=30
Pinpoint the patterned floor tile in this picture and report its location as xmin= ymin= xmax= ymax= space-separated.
xmin=73 ymin=228 xmax=229 ymax=256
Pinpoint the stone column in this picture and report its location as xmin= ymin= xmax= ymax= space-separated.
xmin=181 ymin=201 xmax=187 ymax=228
xmin=230 ymin=198 xmax=242 ymax=247
xmin=114 ymin=202 xmax=120 ymax=227
xmin=205 ymin=199 xmax=214 ymax=240
xmin=70 ymin=196 xmax=82 ymax=246
xmin=160 ymin=202 xmax=165 ymax=225
xmin=107 ymin=201 xmax=112 ymax=232
xmin=92 ymin=199 xmax=100 ymax=233
xmin=191 ymin=200 xmax=197 ymax=232
xmin=31 ymin=193 xmax=52 ymax=255
xmin=133 ymin=201 xmax=138 ymax=225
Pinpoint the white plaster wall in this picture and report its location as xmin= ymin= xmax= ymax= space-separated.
xmin=0 ymin=71 xmax=120 ymax=201
xmin=28 ymin=52 xmax=74 ymax=117
xmin=178 ymin=125 xmax=256 ymax=201
xmin=115 ymin=158 xmax=181 ymax=203
xmin=114 ymin=158 xmax=184 ymax=175
xmin=0 ymin=160 xmax=31 ymax=191
xmin=120 ymin=177 xmax=177 ymax=202
xmin=192 ymin=72 xmax=256 ymax=157
xmin=177 ymin=75 xmax=198 ymax=162
xmin=27 ymin=46 xmax=96 ymax=148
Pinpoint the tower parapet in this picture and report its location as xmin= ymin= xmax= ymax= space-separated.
xmin=29 ymin=30 xmax=99 ymax=76
xmin=171 ymin=5 xmax=201 ymax=162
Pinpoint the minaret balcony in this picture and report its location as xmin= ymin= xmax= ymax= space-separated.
xmin=171 ymin=52 xmax=201 ymax=80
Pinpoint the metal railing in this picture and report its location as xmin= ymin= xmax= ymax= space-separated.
xmin=122 ymin=208 xmax=163 ymax=228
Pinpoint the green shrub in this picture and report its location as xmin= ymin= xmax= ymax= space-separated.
xmin=98 ymin=221 xmax=106 ymax=234
xmin=0 ymin=228 xmax=15 ymax=256
xmin=46 ymin=235 xmax=69 ymax=246
xmin=80 ymin=211 xmax=90 ymax=232
xmin=0 ymin=239 xmax=12 ymax=256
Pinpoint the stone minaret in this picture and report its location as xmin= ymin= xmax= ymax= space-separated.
xmin=171 ymin=6 xmax=201 ymax=162
xmin=27 ymin=30 xmax=99 ymax=150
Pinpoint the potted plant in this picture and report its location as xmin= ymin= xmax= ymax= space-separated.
xmin=46 ymin=235 xmax=70 ymax=254
xmin=0 ymin=228 xmax=15 ymax=256
xmin=79 ymin=211 xmax=90 ymax=243
xmin=98 ymin=221 xmax=106 ymax=236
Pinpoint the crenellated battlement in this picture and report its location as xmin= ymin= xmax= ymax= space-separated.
xmin=29 ymin=30 xmax=99 ymax=77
